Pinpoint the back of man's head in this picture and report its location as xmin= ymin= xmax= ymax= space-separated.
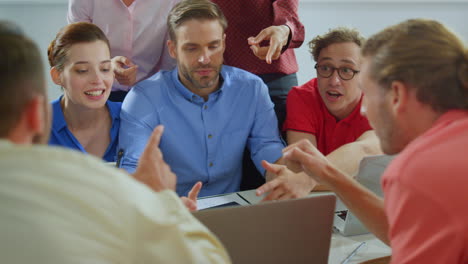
xmin=167 ymin=0 xmax=227 ymax=42
xmin=362 ymin=19 xmax=468 ymax=112
xmin=0 ymin=21 xmax=46 ymax=138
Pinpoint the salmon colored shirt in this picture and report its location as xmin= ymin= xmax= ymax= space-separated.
xmin=382 ymin=110 xmax=468 ymax=264
xmin=283 ymin=78 xmax=371 ymax=155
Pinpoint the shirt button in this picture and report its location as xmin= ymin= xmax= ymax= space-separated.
xmin=204 ymin=105 xmax=208 ymax=110
xmin=209 ymin=162 xmax=214 ymax=167
xmin=208 ymin=134 xmax=213 ymax=139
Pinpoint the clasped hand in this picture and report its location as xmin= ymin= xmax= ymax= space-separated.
xmin=256 ymin=139 xmax=334 ymax=201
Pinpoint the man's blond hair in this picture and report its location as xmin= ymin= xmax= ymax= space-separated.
xmin=362 ymin=19 xmax=468 ymax=112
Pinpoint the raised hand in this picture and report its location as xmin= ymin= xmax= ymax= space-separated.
xmin=132 ymin=125 xmax=176 ymax=192
xmin=248 ymin=25 xmax=290 ymax=64
xmin=112 ymin=56 xmax=138 ymax=86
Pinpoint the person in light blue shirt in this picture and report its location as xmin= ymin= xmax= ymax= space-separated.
xmin=49 ymin=96 xmax=121 ymax=162
xmin=47 ymin=22 xmax=121 ymax=162
xmin=118 ymin=0 xmax=286 ymax=197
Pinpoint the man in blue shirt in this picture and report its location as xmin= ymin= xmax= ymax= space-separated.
xmin=118 ymin=0 xmax=287 ymax=197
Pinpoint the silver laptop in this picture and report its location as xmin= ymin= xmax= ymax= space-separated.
xmin=193 ymin=194 xmax=336 ymax=264
xmin=334 ymin=155 xmax=394 ymax=236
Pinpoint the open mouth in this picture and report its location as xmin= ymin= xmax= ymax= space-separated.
xmin=326 ymin=90 xmax=343 ymax=98
xmin=84 ymin=90 xmax=105 ymax=96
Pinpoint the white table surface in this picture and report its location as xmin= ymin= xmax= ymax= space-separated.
xmin=236 ymin=190 xmax=391 ymax=264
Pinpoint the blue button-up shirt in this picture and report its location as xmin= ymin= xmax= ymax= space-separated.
xmin=119 ymin=66 xmax=284 ymax=197
xmin=49 ymin=96 xmax=121 ymax=162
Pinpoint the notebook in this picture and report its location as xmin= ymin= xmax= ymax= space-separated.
xmin=193 ymin=194 xmax=336 ymax=264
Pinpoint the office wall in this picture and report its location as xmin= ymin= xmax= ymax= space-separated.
xmin=1 ymin=1 xmax=467 ymax=100
xmin=0 ymin=2 xmax=68 ymax=100
xmin=296 ymin=1 xmax=468 ymax=85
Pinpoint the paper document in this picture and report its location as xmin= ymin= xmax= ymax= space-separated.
xmin=197 ymin=193 xmax=250 ymax=210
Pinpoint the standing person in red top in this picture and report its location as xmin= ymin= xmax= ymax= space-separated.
xmin=211 ymin=0 xmax=305 ymax=189
xmin=212 ymin=0 xmax=304 ymax=129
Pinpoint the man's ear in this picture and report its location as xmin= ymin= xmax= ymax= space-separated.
xmin=389 ymin=80 xmax=410 ymax=116
xmin=50 ymin=67 xmax=62 ymax=86
xmin=25 ymin=95 xmax=46 ymax=135
xmin=221 ymin=33 xmax=226 ymax=52
xmin=167 ymin=40 xmax=177 ymax=59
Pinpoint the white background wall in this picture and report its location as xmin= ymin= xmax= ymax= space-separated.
xmin=296 ymin=1 xmax=468 ymax=85
xmin=1 ymin=0 xmax=467 ymax=100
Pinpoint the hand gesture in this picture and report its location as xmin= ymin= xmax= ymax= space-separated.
xmin=133 ymin=125 xmax=176 ymax=192
xmin=256 ymin=160 xmax=317 ymax=202
xmin=282 ymin=139 xmax=335 ymax=188
xmin=112 ymin=56 xmax=138 ymax=86
xmin=248 ymin=25 xmax=290 ymax=64
xmin=180 ymin=181 xmax=203 ymax=212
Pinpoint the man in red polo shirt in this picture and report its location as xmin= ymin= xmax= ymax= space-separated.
xmin=257 ymin=28 xmax=381 ymax=199
xmin=284 ymin=28 xmax=381 ymax=179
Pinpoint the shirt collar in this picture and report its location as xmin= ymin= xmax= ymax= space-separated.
xmin=340 ymin=96 xmax=364 ymax=125
xmin=171 ymin=66 xmax=225 ymax=103
xmin=431 ymin=109 xmax=468 ymax=130
xmin=106 ymin=101 xmax=121 ymax=123
xmin=51 ymin=96 xmax=67 ymax=132
xmin=51 ymin=95 xmax=120 ymax=132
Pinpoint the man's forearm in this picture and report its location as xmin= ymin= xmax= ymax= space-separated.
xmin=327 ymin=131 xmax=382 ymax=177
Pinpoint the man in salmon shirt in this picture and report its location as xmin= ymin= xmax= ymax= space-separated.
xmin=280 ymin=19 xmax=468 ymax=263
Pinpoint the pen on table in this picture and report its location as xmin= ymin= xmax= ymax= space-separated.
xmin=116 ymin=149 xmax=124 ymax=168
xmin=341 ymin=241 xmax=366 ymax=264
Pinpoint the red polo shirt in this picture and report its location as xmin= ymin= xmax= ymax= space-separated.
xmin=283 ymin=78 xmax=372 ymax=155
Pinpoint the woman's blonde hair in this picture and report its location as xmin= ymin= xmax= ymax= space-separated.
xmin=362 ymin=19 xmax=468 ymax=112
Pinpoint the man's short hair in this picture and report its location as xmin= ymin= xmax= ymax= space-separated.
xmin=0 ymin=21 xmax=45 ymax=137
xmin=167 ymin=0 xmax=227 ymax=42
xmin=308 ymin=27 xmax=365 ymax=62
xmin=362 ymin=19 xmax=468 ymax=112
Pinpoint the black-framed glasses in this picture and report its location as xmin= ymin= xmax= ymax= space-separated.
xmin=314 ymin=64 xmax=360 ymax=80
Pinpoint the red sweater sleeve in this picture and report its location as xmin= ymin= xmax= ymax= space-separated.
xmin=272 ymin=0 xmax=305 ymax=49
